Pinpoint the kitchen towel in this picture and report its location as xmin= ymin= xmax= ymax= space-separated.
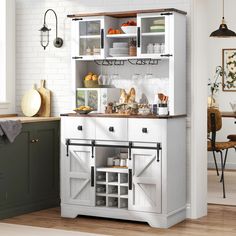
xmin=0 ymin=120 xmax=22 ymax=143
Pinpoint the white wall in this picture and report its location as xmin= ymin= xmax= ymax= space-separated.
xmin=207 ymin=0 xmax=236 ymax=169
xmin=0 ymin=0 xmax=15 ymax=114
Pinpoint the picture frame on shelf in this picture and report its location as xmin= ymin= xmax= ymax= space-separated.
xmin=222 ymin=48 xmax=236 ymax=91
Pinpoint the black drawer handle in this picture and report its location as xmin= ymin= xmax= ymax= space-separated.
xmin=77 ymin=125 xmax=83 ymax=131
xmin=109 ymin=127 xmax=114 ymax=132
xmin=142 ymin=128 xmax=148 ymax=133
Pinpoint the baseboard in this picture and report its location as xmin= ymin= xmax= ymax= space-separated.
xmin=186 ymin=203 xmax=191 ymax=218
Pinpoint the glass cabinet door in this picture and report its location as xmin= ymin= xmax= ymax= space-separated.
xmin=137 ymin=14 xmax=170 ymax=57
xmin=72 ymin=17 xmax=104 ymax=59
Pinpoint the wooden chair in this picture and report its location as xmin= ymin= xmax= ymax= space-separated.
xmin=207 ymin=108 xmax=236 ymax=198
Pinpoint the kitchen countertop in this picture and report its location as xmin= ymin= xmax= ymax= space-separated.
xmin=0 ymin=116 xmax=60 ymax=123
xmin=61 ymin=113 xmax=187 ymax=119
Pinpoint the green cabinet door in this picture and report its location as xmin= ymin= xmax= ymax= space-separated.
xmin=0 ymin=128 xmax=31 ymax=209
xmin=29 ymin=121 xmax=59 ymax=200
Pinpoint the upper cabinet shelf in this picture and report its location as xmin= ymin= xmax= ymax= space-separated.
xmin=106 ymin=33 xmax=136 ymax=38
xmin=70 ymin=10 xmax=186 ymax=61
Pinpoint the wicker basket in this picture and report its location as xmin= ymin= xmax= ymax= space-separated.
xmin=84 ymin=80 xmax=99 ymax=88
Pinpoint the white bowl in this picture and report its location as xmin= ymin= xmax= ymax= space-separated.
xmin=121 ymin=26 xmax=137 ymax=34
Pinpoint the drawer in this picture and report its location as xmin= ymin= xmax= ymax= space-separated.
xmin=128 ymin=119 xmax=164 ymax=142
xmin=95 ymin=118 xmax=128 ymax=141
xmin=62 ymin=117 xmax=96 ymax=140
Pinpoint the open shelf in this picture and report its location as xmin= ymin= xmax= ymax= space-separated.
xmin=106 ymin=33 xmax=136 ymax=38
xmin=141 ymin=32 xmax=165 ymax=37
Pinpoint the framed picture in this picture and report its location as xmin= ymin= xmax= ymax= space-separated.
xmin=222 ymin=48 xmax=236 ymax=91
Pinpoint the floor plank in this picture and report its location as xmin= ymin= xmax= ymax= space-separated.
xmin=1 ymin=205 xmax=236 ymax=235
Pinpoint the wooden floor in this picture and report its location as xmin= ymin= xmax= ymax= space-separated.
xmin=1 ymin=205 xmax=236 ymax=236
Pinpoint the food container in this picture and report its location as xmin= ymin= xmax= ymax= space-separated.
xmin=120 ymin=159 xmax=127 ymax=167
xmin=158 ymin=104 xmax=169 ymax=116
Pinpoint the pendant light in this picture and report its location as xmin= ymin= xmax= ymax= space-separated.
xmin=210 ymin=0 xmax=236 ymax=37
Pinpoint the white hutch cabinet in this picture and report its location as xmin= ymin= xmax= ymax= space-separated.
xmin=61 ymin=8 xmax=187 ymax=228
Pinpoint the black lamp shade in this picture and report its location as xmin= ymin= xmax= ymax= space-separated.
xmin=39 ymin=25 xmax=51 ymax=50
xmin=210 ymin=18 xmax=236 ymax=38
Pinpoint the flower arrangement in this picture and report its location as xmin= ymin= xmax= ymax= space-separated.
xmin=208 ymin=66 xmax=224 ymax=107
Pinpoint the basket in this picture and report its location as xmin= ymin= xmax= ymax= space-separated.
xmin=84 ymin=80 xmax=99 ymax=88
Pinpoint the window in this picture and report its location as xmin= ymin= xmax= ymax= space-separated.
xmin=0 ymin=0 xmax=6 ymax=102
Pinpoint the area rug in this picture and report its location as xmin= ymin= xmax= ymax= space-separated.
xmin=208 ymin=170 xmax=236 ymax=205
xmin=0 ymin=223 xmax=108 ymax=236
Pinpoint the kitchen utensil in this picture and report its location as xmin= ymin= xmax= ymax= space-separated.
xmin=37 ymin=80 xmax=51 ymax=117
xmin=21 ymin=86 xmax=41 ymax=117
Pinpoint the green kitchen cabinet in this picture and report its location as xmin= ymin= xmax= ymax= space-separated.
xmin=0 ymin=121 xmax=60 ymax=219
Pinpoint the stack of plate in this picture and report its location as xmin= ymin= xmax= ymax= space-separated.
xmin=150 ymin=19 xmax=165 ymax=32
xmin=109 ymin=42 xmax=129 ymax=57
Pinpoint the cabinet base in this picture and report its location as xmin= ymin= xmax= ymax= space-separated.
xmin=61 ymin=203 xmax=186 ymax=228
xmin=0 ymin=198 xmax=60 ymax=220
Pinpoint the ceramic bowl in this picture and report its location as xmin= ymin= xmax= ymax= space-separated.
xmin=121 ymin=26 xmax=137 ymax=34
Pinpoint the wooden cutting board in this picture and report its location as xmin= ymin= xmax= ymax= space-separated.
xmin=21 ymin=87 xmax=41 ymax=117
xmin=37 ymin=80 xmax=51 ymax=117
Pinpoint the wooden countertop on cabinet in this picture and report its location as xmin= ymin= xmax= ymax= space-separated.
xmin=0 ymin=114 xmax=60 ymax=123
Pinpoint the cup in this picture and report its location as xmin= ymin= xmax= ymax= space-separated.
xmin=147 ymin=43 xmax=154 ymax=54
xmin=154 ymin=43 xmax=161 ymax=54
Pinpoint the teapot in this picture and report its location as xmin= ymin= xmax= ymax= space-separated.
xmin=230 ymin=102 xmax=236 ymax=113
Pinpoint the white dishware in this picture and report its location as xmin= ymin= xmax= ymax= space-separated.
xmin=153 ymin=43 xmax=161 ymax=54
xmin=160 ymin=43 xmax=165 ymax=53
xmin=113 ymin=158 xmax=120 ymax=166
xmin=121 ymin=26 xmax=137 ymax=34
xmin=147 ymin=43 xmax=154 ymax=54
xmin=113 ymin=42 xmax=128 ymax=48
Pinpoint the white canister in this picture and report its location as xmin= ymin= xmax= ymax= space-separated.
xmin=120 ymin=159 xmax=127 ymax=167
xmin=107 ymin=157 xmax=114 ymax=166
xmin=113 ymin=158 xmax=120 ymax=166
xmin=158 ymin=104 xmax=169 ymax=116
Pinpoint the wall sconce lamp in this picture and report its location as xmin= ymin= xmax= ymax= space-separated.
xmin=39 ymin=9 xmax=63 ymax=50
xmin=210 ymin=0 xmax=236 ymax=37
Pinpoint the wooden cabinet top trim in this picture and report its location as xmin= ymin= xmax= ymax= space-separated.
xmin=67 ymin=8 xmax=187 ymax=19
